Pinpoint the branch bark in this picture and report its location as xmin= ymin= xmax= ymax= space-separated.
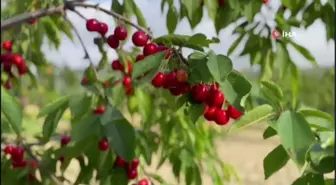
xmin=1 ymin=1 xmax=153 ymax=38
xmin=1 ymin=5 xmax=65 ymax=31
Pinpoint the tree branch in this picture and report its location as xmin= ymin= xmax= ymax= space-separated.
xmin=1 ymin=1 xmax=153 ymax=38
xmin=68 ymin=2 xmax=153 ymax=38
xmin=1 ymin=5 xmax=65 ymax=31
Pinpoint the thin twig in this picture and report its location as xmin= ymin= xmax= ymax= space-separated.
xmin=172 ymin=48 xmax=189 ymax=66
xmin=1 ymin=5 xmax=65 ymax=31
xmin=1 ymin=1 xmax=153 ymax=38
xmin=22 ymin=144 xmax=64 ymax=185
xmin=65 ymin=1 xmax=153 ymax=38
xmin=65 ymin=14 xmax=98 ymax=74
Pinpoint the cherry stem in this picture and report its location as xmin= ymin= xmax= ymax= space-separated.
xmin=1 ymin=1 xmax=153 ymax=38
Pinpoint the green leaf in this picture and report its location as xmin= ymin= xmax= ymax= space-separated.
xmin=260 ymin=80 xmax=284 ymax=101
xmin=104 ymin=119 xmax=136 ymax=162
xmin=110 ymin=168 xmax=129 ymax=185
xmin=263 ymin=145 xmax=290 ymax=179
xmin=289 ymin=41 xmax=317 ymax=66
xmin=290 ymin=62 xmax=299 ymax=109
xmin=109 ymin=83 xmax=126 ymax=107
xmin=275 ymin=41 xmax=290 ymax=79
xmin=263 ymin=126 xmax=277 ymax=139
xmin=182 ymin=0 xmax=201 ymax=20
xmin=131 ymin=52 xmax=166 ymax=78
xmin=204 ymin=0 xmax=218 ymax=21
xmin=84 ymin=65 xmax=98 ymax=82
xmin=227 ymin=34 xmax=245 ymax=56
xmin=1 ymin=86 xmax=22 ymax=135
xmin=276 ymin=111 xmax=315 ymax=167
xmin=189 ymin=59 xmax=214 ymax=83
xmin=111 ymin=0 xmax=123 ymax=14
xmin=42 ymin=104 xmax=68 ymax=141
xmin=187 ymin=33 xmax=219 ymax=48
xmin=215 ymin=5 xmax=238 ymax=33
xmin=243 ymin=1 xmax=262 ymax=22
xmin=207 ymin=52 xmax=233 ymax=82
xmin=42 ymin=17 xmax=61 ymax=49
xmin=69 ymin=94 xmax=93 ymax=122
xmin=325 ymin=179 xmax=335 ymax=185
xmin=131 ymin=0 xmax=147 ymax=28
xmin=167 ymin=6 xmax=178 ymax=34
xmin=38 ymin=96 xmax=69 ymax=118
xmin=229 ymin=105 xmax=274 ymax=132
xmin=188 ymin=104 xmax=206 ymax=124
xmin=71 ymin=116 xmax=100 ymax=142
xmin=99 ymin=105 xmax=124 ymax=125
xmin=298 ymin=108 xmax=334 ymax=123
xmin=308 ymin=143 xmax=335 ymax=174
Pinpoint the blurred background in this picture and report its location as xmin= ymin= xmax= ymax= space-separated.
xmin=2 ymin=0 xmax=334 ymax=184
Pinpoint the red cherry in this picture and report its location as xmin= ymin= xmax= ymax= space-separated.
xmin=3 ymin=145 xmax=14 ymax=155
xmin=81 ymin=77 xmax=89 ymax=85
xmin=176 ymin=70 xmax=188 ymax=83
xmin=11 ymin=147 xmax=24 ymax=162
xmin=163 ymin=71 xmax=178 ymax=88
xmin=209 ymin=83 xmax=220 ymax=91
xmin=227 ymin=105 xmax=243 ymax=120
xmin=207 ymin=90 xmax=225 ymax=107
xmin=3 ymin=80 xmax=11 ymax=89
xmin=143 ymin=43 xmax=158 ymax=56
xmin=107 ymin=35 xmax=119 ymax=49
xmin=125 ymin=86 xmax=134 ymax=96
xmin=127 ymin=168 xmax=138 ymax=180
xmin=214 ymin=109 xmax=229 ymax=125
xmin=169 ymin=87 xmax=183 ymax=96
xmin=28 ymin=173 xmax=36 ymax=182
xmin=263 ymin=0 xmax=268 ymax=4
xmin=179 ymin=83 xmax=191 ymax=94
xmin=125 ymin=61 xmax=133 ymax=74
xmin=114 ymin=26 xmax=128 ymax=40
xmin=2 ymin=40 xmax=12 ymax=51
xmin=61 ymin=136 xmax=71 ymax=147
xmin=130 ymin=158 xmax=139 ymax=169
xmin=157 ymin=45 xmax=171 ymax=59
xmin=93 ymin=105 xmax=106 ymax=115
xmin=191 ymin=84 xmax=209 ymax=103
xmin=136 ymin=54 xmax=145 ymax=62
xmin=28 ymin=19 xmax=37 ymax=24
xmin=138 ymin=178 xmax=150 ymax=185
xmin=98 ymin=22 xmax=108 ymax=35
xmin=17 ymin=63 xmax=27 ymax=75
xmin=11 ymin=54 xmax=24 ymax=66
xmin=132 ymin=31 xmax=148 ymax=47
xmin=123 ymin=76 xmax=132 ymax=87
xmin=104 ymin=81 xmax=110 ymax=88
xmin=59 ymin=156 xmax=65 ymax=162
xmin=86 ymin=19 xmax=99 ymax=32
xmin=204 ymin=106 xmax=217 ymax=121
xmin=115 ymin=156 xmax=126 ymax=167
xmin=12 ymin=160 xmax=27 ymax=168
xmin=218 ymin=0 xmax=225 ymax=6
xmin=98 ymin=137 xmax=109 ymax=151
xmin=152 ymin=72 xmax=165 ymax=88
xmin=29 ymin=160 xmax=37 ymax=168
xmin=111 ymin=60 xmax=123 ymax=70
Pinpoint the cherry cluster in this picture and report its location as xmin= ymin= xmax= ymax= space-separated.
xmin=151 ymin=70 xmax=242 ymax=125
xmin=3 ymin=145 xmax=37 ymax=181
xmin=0 ymin=40 xmax=28 ymax=89
xmin=114 ymin=156 xmax=150 ymax=185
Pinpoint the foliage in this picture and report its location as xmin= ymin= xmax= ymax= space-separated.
xmin=1 ymin=0 xmax=335 ymax=185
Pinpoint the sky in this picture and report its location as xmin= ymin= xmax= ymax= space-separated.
xmin=42 ymin=0 xmax=335 ymax=71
